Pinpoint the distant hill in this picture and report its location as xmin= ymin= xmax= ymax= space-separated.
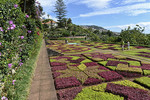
xmin=80 ymin=25 xmax=120 ymax=35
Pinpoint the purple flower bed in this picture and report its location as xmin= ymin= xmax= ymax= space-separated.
xmin=51 ymin=66 xmax=68 ymax=72
xmin=57 ymin=87 xmax=82 ymax=100
xmin=106 ymin=83 xmax=150 ymax=100
xmin=98 ymin=71 xmax=123 ymax=81
xmin=117 ymin=71 xmax=142 ymax=77
xmin=84 ymin=62 xmax=99 ymax=67
xmin=52 ymin=72 xmax=62 ymax=79
xmin=106 ymin=60 xmax=128 ymax=66
xmin=83 ymin=78 xmax=103 ymax=86
xmin=51 ymin=62 xmax=67 ymax=67
xmin=54 ymin=77 xmax=81 ymax=90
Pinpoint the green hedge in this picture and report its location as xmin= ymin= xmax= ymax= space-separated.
xmin=134 ymin=77 xmax=150 ymax=89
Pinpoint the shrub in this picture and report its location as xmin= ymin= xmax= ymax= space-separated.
xmin=98 ymin=61 xmax=108 ymax=66
xmin=134 ymin=77 xmax=150 ymax=89
xmin=77 ymin=64 xmax=87 ymax=71
xmin=143 ymin=70 xmax=150 ymax=75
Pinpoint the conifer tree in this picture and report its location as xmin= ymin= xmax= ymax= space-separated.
xmin=54 ymin=0 xmax=67 ymax=28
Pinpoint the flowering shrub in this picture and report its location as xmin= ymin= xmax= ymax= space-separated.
xmin=0 ymin=0 xmax=43 ymax=99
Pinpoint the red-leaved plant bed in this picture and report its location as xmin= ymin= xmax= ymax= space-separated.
xmin=83 ymin=78 xmax=103 ymax=86
xmin=130 ymin=65 xmax=150 ymax=70
xmin=135 ymin=46 xmax=146 ymax=49
xmin=106 ymin=83 xmax=150 ymax=100
xmin=52 ymin=72 xmax=62 ymax=79
xmin=51 ymin=62 xmax=67 ymax=67
xmin=106 ymin=60 xmax=128 ymax=66
xmin=98 ymin=65 xmax=109 ymax=70
xmin=51 ymin=56 xmax=72 ymax=60
xmin=57 ymin=87 xmax=82 ymax=100
xmin=54 ymin=77 xmax=81 ymax=90
xmin=98 ymin=71 xmax=123 ymax=81
xmin=69 ymin=58 xmax=85 ymax=63
xmin=117 ymin=71 xmax=142 ymax=77
xmin=84 ymin=62 xmax=99 ymax=67
xmin=51 ymin=66 xmax=68 ymax=72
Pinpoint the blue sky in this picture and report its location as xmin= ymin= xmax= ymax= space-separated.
xmin=38 ymin=0 xmax=150 ymax=33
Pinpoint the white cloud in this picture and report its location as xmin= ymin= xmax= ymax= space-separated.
xmin=79 ymin=3 xmax=150 ymax=17
xmin=105 ymin=22 xmax=150 ymax=33
xmin=122 ymin=0 xmax=146 ymax=4
xmin=78 ymin=0 xmax=112 ymax=9
xmin=42 ymin=13 xmax=57 ymax=21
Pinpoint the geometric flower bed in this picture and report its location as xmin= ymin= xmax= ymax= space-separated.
xmin=83 ymin=52 xmax=150 ymax=77
xmin=47 ymin=41 xmax=150 ymax=100
xmin=46 ymin=40 xmax=93 ymax=54
xmin=50 ymin=54 xmax=125 ymax=90
xmin=74 ymin=80 xmax=150 ymax=100
xmin=137 ymin=51 xmax=150 ymax=58
xmin=80 ymin=42 xmax=136 ymax=51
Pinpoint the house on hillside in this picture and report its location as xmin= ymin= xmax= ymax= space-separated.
xmin=42 ymin=20 xmax=57 ymax=28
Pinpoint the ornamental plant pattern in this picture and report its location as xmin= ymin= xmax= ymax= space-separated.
xmin=47 ymin=41 xmax=150 ymax=100
xmin=80 ymin=41 xmax=137 ymax=51
xmin=46 ymin=40 xmax=93 ymax=54
xmin=74 ymin=80 xmax=149 ymax=100
xmin=81 ymin=52 xmax=150 ymax=77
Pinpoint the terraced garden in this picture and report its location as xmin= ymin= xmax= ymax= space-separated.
xmin=46 ymin=40 xmax=150 ymax=100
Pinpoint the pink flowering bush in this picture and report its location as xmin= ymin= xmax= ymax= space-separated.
xmin=0 ymin=0 xmax=43 ymax=99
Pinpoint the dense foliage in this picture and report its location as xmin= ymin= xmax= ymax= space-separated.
xmin=0 ymin=0 xmax=43 ymax=99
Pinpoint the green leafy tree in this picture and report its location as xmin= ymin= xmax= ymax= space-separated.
xmin=54 ymin=0 xmax=67 ymax=28
xmin=120 ymin=25 xmax=145 ymax=45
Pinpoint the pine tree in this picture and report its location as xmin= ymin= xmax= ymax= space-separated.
xmin=54 ymin=0 xmax=67 ymax=28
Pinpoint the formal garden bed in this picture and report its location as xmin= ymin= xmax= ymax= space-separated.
xmin=46 ymin=40 xmax=94 ymax=54
xmin=48 ymin=52 xmax=150 ymax=100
